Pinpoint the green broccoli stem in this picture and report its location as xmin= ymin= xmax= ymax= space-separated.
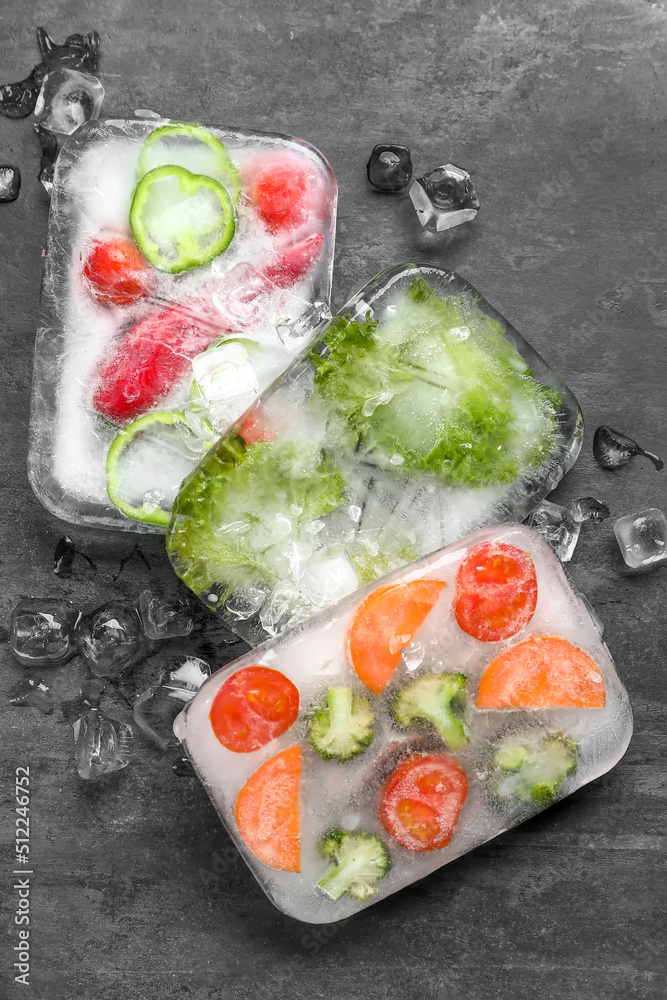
xmin=327 ymin=687 xmax=353 ymax=738
xmin=317 ymin=854 xmax=366 ymax=901
xmin=423 ymin=706 xmax=467 ymax=750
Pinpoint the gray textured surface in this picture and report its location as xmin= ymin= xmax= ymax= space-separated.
xmin=1 ymin=2 xmax=666 ymax=997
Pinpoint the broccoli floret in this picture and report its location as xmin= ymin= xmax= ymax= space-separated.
xmin=392 ymin=672 xmax=469 ymax=750
xmin=307 ymin=688 xmax=374 ymax=761
xmin=317 ymin=829 xmax=391 ymax=902
xmin=491 ymin=732 xmax=578 ymax=809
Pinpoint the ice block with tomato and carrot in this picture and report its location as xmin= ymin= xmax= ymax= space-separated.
xmin=173 ymin=524 xmax=631 ymax=922
xmin=167 ymin=263 xmax=583 ymax=644
xmin=29 ymin=118 xmax=337 ymax=530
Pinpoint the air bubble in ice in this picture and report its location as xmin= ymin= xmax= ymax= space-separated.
xmin=390 ymin=453 xmax=404 ymax=466
xmin=0 ymin=165 xmax=21 ymax=202
xmin=137 ymin=590 xmax=196 ymax=640
xmin=76 ymin=602 xmax=150 ymax=678
xmin=409 ymin=163 xmax=480 ymax=232
xmin=34 ymin=68 xmax=104 ymax=135
xmin=593 ymin=425 xmax=663 ymax=471
xmin=73 ymin=708 xmax=133 ymax=779
xmin=614 ymin=508 xmax=667 ymax=571
xmin=401 ymin=640 xmax=425 ymax=672
xmin=449 ymin=326 xmax=470 ymax=341
xmin=134 ymin=656 xmax=210 ymax=750
xmin=11 ymin=598 xmax=80 ymax=667
xmin=9 ymin=677 xmax=56 ymax=714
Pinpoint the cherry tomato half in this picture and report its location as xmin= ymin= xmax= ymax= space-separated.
xmin=209 ymin=666 xmax=299 ymax=753
xmin=454 ymin=541 xmax=538 ymax=642
xmin=81 ymin=234 xmax=155 ymax=307
xmin=380 ymin=755 xmax=468 ymax=852
xmin=246 ymin=153 xmax=326 ymax=235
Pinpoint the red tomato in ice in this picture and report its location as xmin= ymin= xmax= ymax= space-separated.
xmin=246 ymin=153 xmax=326 ymax=235
xmin=380 ymin=755 xmax=468 ymax=852
xmin=209 ymin=666 xmax=300 ymax=753
xmin=454 ymin=541 xmax=538 ymax=643
xmin=81 ymin=234 xmax=155 ymax=307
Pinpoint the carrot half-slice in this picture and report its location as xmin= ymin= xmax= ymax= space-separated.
xmin=235 ymin=746 xmax=301 ymax=872
xmin=477 ymin=636 xmax=606 ymax=709
xmin=347 ymin=579 xmax=447 ymax=696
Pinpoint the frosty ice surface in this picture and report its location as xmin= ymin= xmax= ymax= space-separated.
xmin=167 ymin=263 xmax=583 ymax=644
xmin=614 ymin=508 xmax=667 ymax=570
xmin=173 ymin=524 xmax=632 ymax=923
xmin=29 ymin=118 xmax=337 ymax=531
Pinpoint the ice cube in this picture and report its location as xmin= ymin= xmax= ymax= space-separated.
xmin=401 ymin=640 xmax=425 ymax=671
xmin=593 ymin=425 xmax=663 ymax=471
xmin=76 ymin=602 xmax=150 ymax=677
xmin=11 ymin=598 xmax=80 ymax=667
xmin=0 ymin=166 xmax=21 ymax=202
xmin=8 ymin=678 xmax=56 ymax=714
xmin=0 ymin=65 xmax=46 ymax=119
xmin=525 ymin=497 xmax=609 ymax=562
xmin=366 ymin=144 xmax=413 ymax=192
xmin=409 ymin=163 xmax=480 ymax=231
xmin=73 ymin=708 xmax=133 ymax=779
xmin=33 ymin=68 xmax=104 ymax=136
xmin=36 ymin=27 xmax=100 ymax=73
xmin=260 ymin=582 xmax=299 ymax=636
xmin=172 ymin=756 xmax=196 ymax=777
xmin=224 ymin=587 xmax=268 ymax=621
xmin=614 ymin=508 xmax=667 ymax=570
xmin=301 ymin=545 xmax=360 ymax=607
xmin=137 ymin=590 xmax=196 ymax=640
xmin=192 ymin=342 xmax=259 ymax=402
xmin=53 ymin=535 xmax=76 ymax=577
xmin=275 ymin=300 xmax=331 ymax=349
xmin=212 ymin=262 xmax=275 ymax=329
xmin=134 ymin=655 xmax=210 ymax=750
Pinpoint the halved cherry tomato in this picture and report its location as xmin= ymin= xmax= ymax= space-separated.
xmin=380 ymin=755 xmax=468 ymax=852
xmin=246 ymin=152 xmax=326 ymax=234
xmin=236 ymin=410 xmax=278 ymax=445
xmin=347 ymin=579 xmax=447 ymax=696
xmin=454 ymin=541 xmax=538 ymax=642
xmin=81 ymin=234 xmax=155 ymax=307
xmin=209 ymin=666 xmax=299 ymax=752
xmin=477 ymin=635 xmax=606 ymax=708
xmin=235 ymin=746 xmax=300 ymax=871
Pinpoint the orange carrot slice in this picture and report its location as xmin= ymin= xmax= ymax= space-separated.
xmin=347 ymin=579 xmax=447 ymax=695
xmin=477 ymin=636 xmax=606 ymax=708
xmin=235 ymin=746 xmax=301 ymax=871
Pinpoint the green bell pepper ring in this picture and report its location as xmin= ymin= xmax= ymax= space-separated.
xmin=130 ymin=164 xmax=236 ymax=273
xmin=136 ymin=121 xmax=242 ymax=203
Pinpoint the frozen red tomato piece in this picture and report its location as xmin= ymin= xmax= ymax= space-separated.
xmin=454 ymin=541 xmax=538 ymax=642
xmin=246 ymin=152 xmax=327 ymax=235
xmin=209 ymin=665 xmax=299 ymax=752
xmin=380 ymin=754 xmax=468 ymax=852
xmin=81 ymin=234 xmax=155 ymax=307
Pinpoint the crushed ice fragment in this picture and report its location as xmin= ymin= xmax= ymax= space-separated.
xmin=0 ymin=65 xmax=46 ymax=119
xmin=76 ymin=602 xmax=150 ymax=677
xmin=80 ymin=676 xmax=107 ymax=706
xmin=614 ymin=508 xmax=667 ymax=571
xmin=224 ymin=587 xmax=268 ymax=620
xmin=525 ymin=497 xmax=609 ymax=563
xmin=34 ymin=68 xmax=104 ymax=135
xmin=593 ymin=425 xmax=663 ymax=471
xmin=301 ymin=545 xmax=360 ymax=607
xmin=172 ymin=756 xmax=196 ymax=777
xmin=409 ymin=163 xmax=480 ymax=232
xmin=401 ymin=640 xmax=425 ymax=671
xmin=9 ymin=677 xmax=56 ymax=714
xmin=36 ymin=27 xmax=100 ymax=73
xmin=366 ymin=144 xmax=413 ymax=192
xmin=53 ymin=535 xmax=76 ymax=576
xmin=137 ymin=590 xmax=195 ymax=640
xmin=73 ymin=708 xmax=133 ymax=779
xmin=260 ymin=582 xmax=298 ymax=635
xmin=134 ymin=656 xmax=211 ymax=750
xmin=0 ymin=166 xmax=21 ymax=202
xmin=11 ymin=598 xmax=80 ymax=667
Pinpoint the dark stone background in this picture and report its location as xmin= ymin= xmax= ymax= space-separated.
xmin=1 ymin=2 xmax=665 ymax=998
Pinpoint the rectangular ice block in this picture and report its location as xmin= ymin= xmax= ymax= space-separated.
xmin=28 ymin=118 xmax=337 ymax=531
xmin=174 ymin=524 xmax=632 ymax=923
xmin=167 ymin=263 xmax=584 ymax=644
